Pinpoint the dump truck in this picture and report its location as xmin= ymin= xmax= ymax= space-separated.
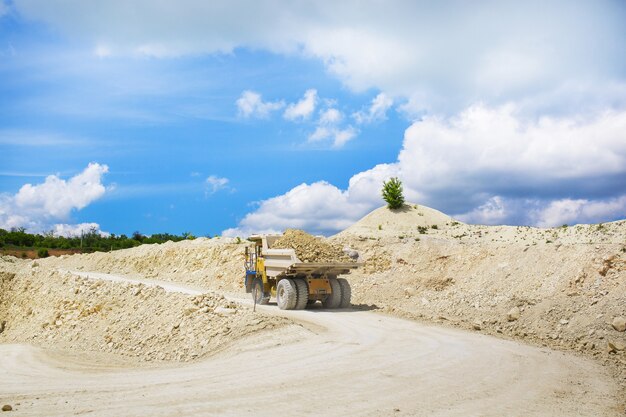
xmin=244 ymin=234 xmax=361 ymax=310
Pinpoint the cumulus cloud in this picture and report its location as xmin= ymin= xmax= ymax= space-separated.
xmin=319 ymin=108 xmax=342 ymax=125
xmin=455 ymin=196 xmax=509 ymax=225
xmin=225 ymin=106 xmax=626 ymax=235
xmin=236 ymin=90 xmax=284 ymax=118
xmin=0 ymin=163 xmax=109 ymax=233
xmin=353 ymin=93 xmax=393 ymax=124
xmin=396 ymin=105 xmax=626 ymax=211
xmin=308 ymin=107 xmax=358 ymax=148
xmin=283 ymin=89 xmax=318 ymax=121
xmin=456 ymin=195 xmax=626 ymax=227
xmin=53 ymin=222 xmax=109 ymax=237
xmin=223 ymin=163 xmax=398 ymax=237
xmin=13 ymin=1 xmax=626 ymax=115
xmin=530 ymin=196 xmax=626 ymax=227
xmin=205 ymin=175 xmax=230 ymax=195
xmin=222 ymin=182 xmax=359 ymax=237
xmin=309 ymin=126 xmax=357 ymax=148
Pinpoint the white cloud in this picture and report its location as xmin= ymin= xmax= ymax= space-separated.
xmin=456 ymin=194 xmax=626 ymax=227
xmin=309 ymin=123 xmax=356 ymax=146
xmin=309 ymin=126 xmax=357 ymax=148
xmin=223 ymin=163 xmax=398 ymax=237
xmin=353 ymin=93 xmax=393 ymax=124
xmin=283 ymin=89 xmax=317 ymax=121
xmin=225 ymin=105 xmax=626 ymax=234
xmin=14 ymin=1 xmax=625 ymax=115
xmin=332 ymin=127 xmax=358 ymax=148
xmin=53 ymin=222 xmax=109 ymax=237
xmin=319 ymin=108 xmax=342 ymax=124
xmin=397 ymin=105 xmax=626 ymax=204
xmin=236 ymin=90 xmax=284 ymax=118
xmin=205 ymin=175 xmax=230 ymax=194
xmin=455 ymin=196 xmax=509 ymax=225
xmin=530 ymin=196 xmax=626 ymax=227
xmin=0 ymin=163 xmax=109 ymax=233
xmin=222 ymin=181 xmax=363 ymax=237
xmin=308 ymin=107 xmax=358 ymax=148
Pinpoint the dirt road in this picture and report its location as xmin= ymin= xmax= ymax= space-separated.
xmin=0 ymin=272 xmax=621 ymax=416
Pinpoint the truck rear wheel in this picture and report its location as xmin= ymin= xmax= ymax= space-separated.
xmin=294 ymin=279 xmax=309 ymax=310
xmin=337 ymin=278 xmax=351 ymax=308
xmin=252 ymin=278 xmax=270 ymax=305
xmin=322 ymin=277 xmax=342 ymax=309
xmin=277 ymin=278 xmax=297 ymax=310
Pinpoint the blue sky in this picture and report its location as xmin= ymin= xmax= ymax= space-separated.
xmin=1 ymin=1 xmax=625 ymax=237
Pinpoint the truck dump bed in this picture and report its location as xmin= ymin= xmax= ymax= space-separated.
xmin=282 ymin=262 xmax=361 ymax=277
xmin=263 ymin=248 xmax=361 ymax=277
xmin=248 ymin=234 xmax=361 ymax=278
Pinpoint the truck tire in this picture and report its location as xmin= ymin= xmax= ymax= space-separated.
xmin=337 ymin=278 xmax=351 ymax=308
xmin=277 ymin=278 xmax=297 ymax=310
xmin=252 ymin=278 xmax=270 ymax=305
xmin=294 ymin=279 xmax=309 ymax=310
xmin=322 ymin=277 xmax=342 ymax=309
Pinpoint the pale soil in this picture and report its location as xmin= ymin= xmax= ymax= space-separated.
xmin=330 ymin=205 xmax=626 ymax=389
xmin=0 ymin=273 xmax=621 ymax=416
xmin=0 ymin=259 xmax=295 ymax=364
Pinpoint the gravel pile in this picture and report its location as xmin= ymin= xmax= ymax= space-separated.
xmin=272 ymin=229 xmax=351 ymax=263
xmin=0 ymin=262 xmax=292 ymax=363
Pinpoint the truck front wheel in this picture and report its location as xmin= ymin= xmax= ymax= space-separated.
xmin=252 ymin=278 xmax=270 ymax=305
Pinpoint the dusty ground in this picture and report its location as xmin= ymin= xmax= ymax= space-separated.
xmin=0 ymin=273 xmax=621 ymax=416
xmin=331 ymin=205 xmax=626 ymax=387
xmin=0 ymin=258 xmax=295 ymax=363
xmin=0 ymin=203 xmax=624 ymax=415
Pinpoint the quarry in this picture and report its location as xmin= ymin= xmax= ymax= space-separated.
xmin=0 ymin=204 xmax=624 ymax=416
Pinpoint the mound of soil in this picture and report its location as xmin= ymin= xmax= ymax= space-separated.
xmin=272 ymin=229 xmax=351 ymax=263
xmin=0 ymin=259 xmax=292 ymax=363
xmin=335 ymin=204 xmax=455 ymax=238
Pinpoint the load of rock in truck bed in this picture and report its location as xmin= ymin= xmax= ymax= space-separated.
xmin=272 ymin=229 xmax=353 ymax=263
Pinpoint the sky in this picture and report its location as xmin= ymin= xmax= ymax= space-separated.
xmin=1 ymin=0 xmax=625 ymax=238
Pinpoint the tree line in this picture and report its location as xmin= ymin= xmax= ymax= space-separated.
xmin=0 ymin=227 xmax=196 ymax=254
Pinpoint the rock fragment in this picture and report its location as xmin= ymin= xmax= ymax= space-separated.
xmin=607 ymin=340 xmax=625 ymax=353
xmin=1 ymin=405 xmax=11 ymax=412
xmin=214 ymin=307 xmax=236 ymax=316
xmin=507 ymin=307 xmax=520 ymax=322
xmin=611 ymin=317 xmax=626 ymax=332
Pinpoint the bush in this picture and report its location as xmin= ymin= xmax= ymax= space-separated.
xmin=37 ymin=248 xmax=49 ymax=258
xmin=382 ymin=177 xmax=405 ymax=209
xmin=132 ymin=231 xmax=144 ymax=242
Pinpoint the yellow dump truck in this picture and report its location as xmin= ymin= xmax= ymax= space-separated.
xmin=244 ymin=234 xmax=360 ymax=310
